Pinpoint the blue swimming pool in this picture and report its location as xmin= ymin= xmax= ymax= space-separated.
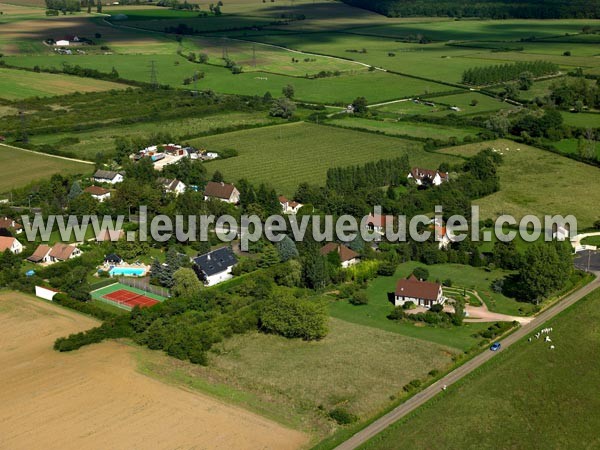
xmin=109 ymin=267 xmax=145 ymax=277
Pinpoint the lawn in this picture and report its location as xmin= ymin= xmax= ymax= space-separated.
xmin=427 ymin=92 xmax=517 ymax=115
xmin=329 ymin=262 xmax=531 ymax=353
xmin=0 ymin=145 xmax=92 ymax=192
xmin=439 ymin=139 xmax=600 ymax=229
xmin=137 ymin=317 xmax=459 ymax=436
xmin=194 ymin=122 xmax=464 ymax=195
xmin=560 ymin=111 xmax=600 ymax=128
xmin=581 ymin=235 xmax=600 ymax=246
xmin=328 ymin=117 xmax=481 ymax=140
xmin=361 ymin=287 xmax=600 ymax=450
xmin=0 ymin=67 xmax=129 ymax=100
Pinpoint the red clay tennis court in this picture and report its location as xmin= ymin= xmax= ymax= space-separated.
xmin=103 ymin=289 xmax=159 ymax=308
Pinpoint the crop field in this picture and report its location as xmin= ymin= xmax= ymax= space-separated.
xmin=27 ymin=111 xmax=280 ymax=159
xmin=0 ymin=292 xmax=306 ymax=449
xmin=0 ymin=67 xmax=128 ymax=100
xmin=439 ymin=139 xmax=600 ymax=229
xmin=328 ymin=117 xmax=480 ymax=140
xmin=560 ymin=111 xmax=600 ymax=127
xmin=138 ymin=317 xmax=459 ymax=435
xmin=194 ymin=122 xmax=463 ymax=194
xmin=0 ymin=144 xmax=92 ymax=192
xmin=362 ymin=288 xmax=600 ymax=450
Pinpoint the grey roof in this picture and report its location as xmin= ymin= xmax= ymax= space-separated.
xmin=193 ymin=247 xmax=237 ymax=277
xmin=94 ymin=170 xmax=120 ymax=180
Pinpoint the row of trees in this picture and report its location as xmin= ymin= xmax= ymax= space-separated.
xmin=326 ymin=156 xmax=410 ymax=194
xmin=462 ymin=61 xmax=558 ymax=86
xmin=341 ymin=0 xmax=600 ymax=19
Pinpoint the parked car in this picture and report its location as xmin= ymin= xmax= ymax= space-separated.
xmin=490 ymin=342 xmax=501 ymax=351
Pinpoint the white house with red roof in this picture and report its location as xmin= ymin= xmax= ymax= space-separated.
xmin=0 ymin=236 xmax=23 ymax=254
xmin=365 ymin=213 xmax=394 ymax=235
xmin=84 ymin=185 xmax=111 ymax=202
xmin=394 ymin=275 xmax=445 ymax=308
xmin=204 ymin=181 xmax=240 ymax=204
xmin=407 ymin=167 xmax=449 ymax=186
xmin=279 ymin=196 xmax=303 ymax=214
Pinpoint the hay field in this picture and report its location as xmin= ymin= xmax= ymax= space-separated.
xmin=0 ymin=144 xmax=92 ymax=192
xmin=0 ymin=67 xmax=128 ymax=99
xmin=0 ymin=292 xmax=307 ymax=450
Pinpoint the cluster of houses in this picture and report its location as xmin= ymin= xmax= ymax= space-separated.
xmin=132 ymin=143 xmax=218 ymax=171
xmin=407 ymin=167 xmax=449 ymax=186
xmin=90 ymin=170 xmax=187 ymax=197
xmin=27 ymin=243 xmax=82 ymax=264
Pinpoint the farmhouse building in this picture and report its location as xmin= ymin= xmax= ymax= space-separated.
xmin=320 ymin=242 xmax=360 ymax=268
xmin=84 ymin=185 xmax=111 ymax=202
xmin=203 ymin=181 xmax=240 ymax=204
xmin=407 ymin=168 xmax=449 ymax=186
xmin=0 ymin=236 xmax=23 ymax=254
xmin=0 ymin=217 xmax=23 ymax=234
xmin=192 ymin=246 xmax=237 ymax=286
xmin=279 ymin=196 xmax=303 ymax=214
xmin=93 ymin=170 xmax=124 ymax=184
xmin=394 ymin=275 xmax=445 ymax=308
xmin=158 ymin=178 xmax=186 ymax=195
xmin=30 ymin=243 xmax=82 ymax=264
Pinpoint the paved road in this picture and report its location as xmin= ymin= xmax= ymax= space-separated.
xmin=334 ymin=273 xmax=600 ymax=450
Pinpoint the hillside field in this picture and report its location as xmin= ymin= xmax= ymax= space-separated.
xmin=362 ymin=287 xmax=600 ymax=450
xmin=0 ymin=145 xmax=92 ymax=192
xmin=0 ymin=67 xmax=128 ymax=100
xmin=138 ymin=317 xmax=459 ymax=437
xmin=196 ymin=122 xmax=463 ymax=194
xmin=439 ymin=139 xmax=600 ymax=229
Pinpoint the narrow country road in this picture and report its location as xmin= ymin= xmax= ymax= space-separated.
xmin=334 ymin=273 xmax=600 ymax=450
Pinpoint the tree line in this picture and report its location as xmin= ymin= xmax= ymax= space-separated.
xmin=341 ymin=0 xmax=600 ymax=19
xmin=462 ymin=61 xmax=558 ymax=86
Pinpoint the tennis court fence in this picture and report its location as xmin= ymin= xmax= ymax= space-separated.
xmin=117 ymin=276 xmax=171 ymax=298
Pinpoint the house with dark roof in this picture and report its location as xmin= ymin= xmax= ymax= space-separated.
xmin=192 ymin=246 xmax=237 ymax=286
xmin=407 ymin=168 xmax=449 ymax=186
xmin=84 ymin=185 xmax=111 ymax=202
xmin=93 ymin=170 xmax=124 ymax=185
xmin=0 ymin=217 xmax=22 ymax=235
xmin=157 ymin=177 xmax=186 ymax=195
xmin=203 ymin=181 xmax=240 ymax=204
xmin=320 ymin=242 xmax=360 ymax=268
xmin=394 ymin=275 xmax=445 ymax=308
xmin=104 ymin=254 xmax=123 ymax=265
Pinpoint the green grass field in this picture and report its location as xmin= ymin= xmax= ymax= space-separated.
xmin=137 ymin=316 xmax=459 ymax=435
xmin=553 ymin=138 xmax=600 ymax=160
xmin=328 ymin=117 xmax=481 ymax=140
xmin=0 ymin=67 xmax=128 ymax=100
xmin=0 ymin=145 xmax=92 ymax=192
xmin=581 ymin=235 xmax=600 ymax=246
xmin=427 ymin=92 xmax=516 ymax=115
xmin=194 ymin=122 xmax=463 ymax=194
xmin=560 ymin=111 xmax=600 ymax=127
xmin=439 ymin=139 xmax=600 ymax=229
xmin=362 ymin=287 xmax=600 ymax=450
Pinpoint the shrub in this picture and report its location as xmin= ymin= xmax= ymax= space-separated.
xmin=429 ymin=303 xmax=444 ymax=313
xmin=328 ymin=407 xmax=357 ymax=425
xmin=412 ymin=267 xmax=429 ymax=280
xmin=443 ymin=278 xmax=453 ymax=287
xmin=377 ymin=261 xmax=397 ymax=276
xmin=403 ymin=379 xmax=422 ymax=392
xmin=387 ymin=306 xmax=405 ymax=320
xmin=259 ymin=294 xmax=328 ymax=340
xmin=349 ymin=290 xmax=369 ymax=305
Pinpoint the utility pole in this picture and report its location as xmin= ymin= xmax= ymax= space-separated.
xmin=149 ymin=60 xmax=158 ymax=89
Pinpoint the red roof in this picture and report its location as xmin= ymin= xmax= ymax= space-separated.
xmin=320 ymin=243 xmax=359 ymax=262
xmin=366 ymin=213 xmax=393 ymax=228
xmin=0 ymin=236 xmax=17 ymax=252
xmin=0 ymin=217 xmax=22 ymax=230
xmin=410 ymin=167 xmax=449 ymax=182
xmin=395 ymin=275 xmax=441 ymax=301
xmin=279 ymin=195 xmax=288 ymax=204
xmin=204 ymin=181 xmax=236 ymax=200
xmin=84 ymin=185 xmax=110 ymax=196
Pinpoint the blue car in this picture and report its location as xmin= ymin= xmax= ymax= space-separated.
xmin=490 ymin=342 xmax=501 ymax=351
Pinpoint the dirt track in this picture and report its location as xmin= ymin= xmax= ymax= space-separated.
xmin=0 ymin=292 xmax=307 ymax=450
